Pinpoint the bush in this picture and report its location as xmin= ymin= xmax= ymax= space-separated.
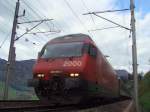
xmin=139 ymin=71 xmax=150 ymax=112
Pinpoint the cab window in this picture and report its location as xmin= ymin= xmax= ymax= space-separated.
xmin=83 ymin=44 xmax=97 ymax=57
xmin=89 ymin=45 xmax=97 ymax=57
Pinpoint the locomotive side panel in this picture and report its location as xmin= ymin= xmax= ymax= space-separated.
xmin=100 ymin=54 xmax=119 ymax=96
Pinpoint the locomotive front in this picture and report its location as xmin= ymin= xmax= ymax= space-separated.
xmin=28 ymin=36 xmax=91 ymax=103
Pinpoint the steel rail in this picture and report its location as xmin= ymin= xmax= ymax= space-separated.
xmin=0 ymin=98 xmax=132 ymax=112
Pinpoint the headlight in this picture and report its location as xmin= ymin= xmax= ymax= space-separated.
xmin=70 ymin=73 xmax=80 ymax=77
xmin=74 ymin=73 xmax=79 ymax=77
xmin=70 ymin=73 xmax=75 ymax=77
xmin=37 ymin=74 xmax=45 ymax=78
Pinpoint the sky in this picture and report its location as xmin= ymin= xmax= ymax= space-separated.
xmin=0 ymin=0 xmax=149 ymax=73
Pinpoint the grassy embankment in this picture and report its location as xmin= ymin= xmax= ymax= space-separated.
xmin=139 ymin=71 xmax=150 ymax=112
xmin=0 ymin=81 xmax=38 ymax=100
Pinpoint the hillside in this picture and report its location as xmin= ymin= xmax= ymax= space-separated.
xmin=0 ymin=58 xmax=37 ymax=100
xmin=0 ymin=58 xmax=35 ymax=91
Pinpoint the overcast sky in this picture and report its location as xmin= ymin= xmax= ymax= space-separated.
xmin=0 ymin=0 xmax=149 ymax=73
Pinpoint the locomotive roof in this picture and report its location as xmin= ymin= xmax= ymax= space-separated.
xmin=49 ymin=33 xmax=92 ymax=43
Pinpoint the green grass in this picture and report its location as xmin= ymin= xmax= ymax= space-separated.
xmin=0 ymin=81 xmax=38 ymax=100
xmin=140 ymin=92 xmax=150 ymax=112
xmin=0 ymin=81 xmax=5 ymax=100
xmin=139 ymin=71 xmax=150 ymax=112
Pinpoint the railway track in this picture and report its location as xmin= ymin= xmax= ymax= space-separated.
xmin=0 ymin=98 xmax=133 ymax=112
xmin=0 ymin=100 xmax=79 ymax=112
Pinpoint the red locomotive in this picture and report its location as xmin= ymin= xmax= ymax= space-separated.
xmin=28 ymin=34 xmax=128 ymax=104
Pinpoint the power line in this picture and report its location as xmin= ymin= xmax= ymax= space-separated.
xmin=63 ymin=0 xmax=91 ymax=36
xmin=17 ymin=9 xmax=60 ymax=44
xmin=26 ymin=30 xmax=60 ymax=35
xmin=17 ymin=17 xmax=45 ymax=42
xmin=93 ymin=13 xmax=130 ymax=30
xmin=36 ymin=0 xmax=63 ymax=32
xmin=80 ymin=0 xmax=96 ymax=26
xmin=88 ymin=26 xmax=120 ymax=32
xmin=1 ymin=0 xmax=15 ymax=14
xmin=22 ymin=17 xmax=49 ymax=38
xmin=83 ymin=8 xmax=130 ymax=15
xmin=16 ymin=21 xmax=44 ymax=41
xmin=0 ymin=17 xmax=13 ymax=34
xmin=83 ymin=8 xmax=131 ymax=31
xmin=21 ymin=17 xmax=60 ymax=44
xmin=0 ymin=0 xmax=21 ymax=35
xmin=20 ymin=17 xmax=53 ymax=45
xmin=15 ymin=18 xmax=54 ymax=41
xmin=21 ymin=0 xmax=52 ymax=29
xmin=18 ymin=19 xmax=53 ymax=24
xmin=0 ymin=33 xmax=10 ymax=48
xmin=22 ymin=0 xmax=61 ymax=36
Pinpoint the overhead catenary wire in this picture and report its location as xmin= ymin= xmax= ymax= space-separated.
xmin=83 ymin=8 xmax=130 ymax=15
xmin=22 ymin=0 xmax=61 ymax=33
xmin=63 ymin=0 xmax=92 ymax=36
xmin=15 ymin=20 xmax=44 ymax=41
xmin=0 ymin=32 xmax=11 ymax=48
xmin=18 ymin=19 xmax=53 ymax=24
xmin=0 ymin=0 xmax=25 ymax=50
xmin=26 ymin=30 xmax=61 ymax=34
xmin=88 ymin=26 xmax=120 ymax=32
xmin=17 ymin=12 xmax=55 ymax=43
xmin=93 ymin=13 xmax=131 ymax=31
xmin=0 ymin=0 xmax=15 ymax=14
xmin=80 ymin=0 xmax=96 ymax=26
xmin=36 ymin=0 xmax=64 ymax=32
xmin=0 ymin=21 xmax=13 ymax=34
xmin=22 ymin=17 xmax=50 ymax=38
xmin=83 ymin=8 xmax=131 ymax=40
xmin=1 ymin=0 xmax=59 ymax=43
xmin=81 ymin=0 xmax=135 ymax=74
xmin=22 ymin=0 xmax=61 ymax=36
xmin=18 ymin=18 xmax=61 ymax=35
xmin=21 ymin=0 xmax=53 ymax=30
xmin=21 ymin=17 xmax=60 ymax=43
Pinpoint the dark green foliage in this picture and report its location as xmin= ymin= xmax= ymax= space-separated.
xmin=139 ymin=71 xmax=150 ymax=112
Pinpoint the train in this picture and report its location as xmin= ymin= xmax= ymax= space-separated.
xmin=28 ymin=33 xmax=130 ymax=104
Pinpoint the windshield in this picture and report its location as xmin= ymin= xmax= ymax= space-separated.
xmin=41 ymin=42 xmax=83 ymax=58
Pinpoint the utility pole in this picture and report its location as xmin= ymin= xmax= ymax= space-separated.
xmin=3 ymin=0 xmax=58 ymax=100
xmin=130 ymin=0 xmax=139 ymax=112
xmin=3 ymin=0 xmax=20 ymax=100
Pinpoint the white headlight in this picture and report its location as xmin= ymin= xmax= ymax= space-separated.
xmin=37 ymin=74 xmax=41 ymax=77
xmin=70 ymin=73 xmax=80 ymax=77
xmin=41 ymin=74 xmax=44 ymax=77
xmin=37 ymin=74 xmax=44 ymax=78
xmin=74 ymin=73 xmax=79 ymax=77
xmin=70 ymin=73 xmax=74 ymax=77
